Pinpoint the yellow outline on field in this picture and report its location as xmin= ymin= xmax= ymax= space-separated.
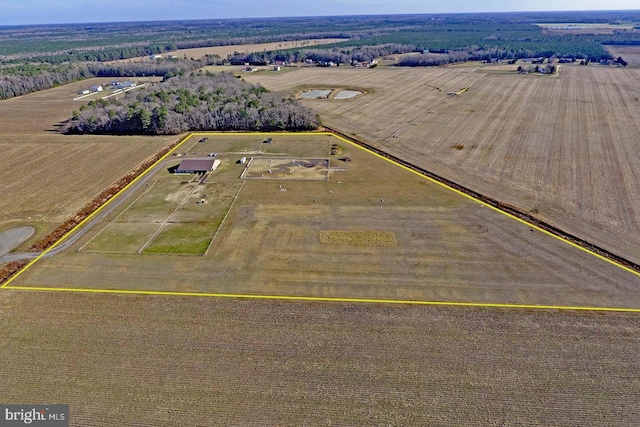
xmin=4 ymin=285 xmax=640 ymax=312
xmin=3 ymin=131 xmax=640 ymax=313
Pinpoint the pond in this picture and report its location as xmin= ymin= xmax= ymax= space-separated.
xmin=299 ymin=89 xmax=332 ymax=99
xmin=334 ymin=90 xmax=362 ymax=99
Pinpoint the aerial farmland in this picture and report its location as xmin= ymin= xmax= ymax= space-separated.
xmin=7 ymin=131 xmax=640 ymax=309
xmin=2 ymin=11 xmax=640 ymax=426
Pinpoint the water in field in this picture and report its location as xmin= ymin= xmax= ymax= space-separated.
xmin=300 ymin=89 xmax=331 ymax=99
xmin=334 ymin=90 xmax=362 ymax=99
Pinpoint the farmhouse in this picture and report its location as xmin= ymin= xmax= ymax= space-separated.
xmin=113 ymin=81 xmax=136 ymax=89
xmin=176 ymin=158 xmax=220 ymax=174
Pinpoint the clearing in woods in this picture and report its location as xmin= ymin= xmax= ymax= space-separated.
xmin=5 ymin=132 xmax=640 ymax=310
xmin=107 ymin=38 xmax=347 ymax=64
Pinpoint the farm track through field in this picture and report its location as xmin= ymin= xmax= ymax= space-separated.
xmin=325 ymin=126 xmax=640 ymax=274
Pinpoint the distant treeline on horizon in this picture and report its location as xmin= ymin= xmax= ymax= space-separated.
xmin=1 ymin=11 xmax=639 ymax=100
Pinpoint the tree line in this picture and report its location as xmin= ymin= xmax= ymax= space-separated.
xmin=0 ymin=66 xmax=93 ymax=100
xmin=0 ymin=57 xmax=226 ymax=100
xmin=228 ymin=44 xmax=414 ymax=66
xmin=61 ymin=72 xmax=320 ymax=135
xmin=397 ymin=51 xmax=470 ymax=66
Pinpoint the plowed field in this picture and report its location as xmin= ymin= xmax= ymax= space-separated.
xmin=0 ymin=78 xmax=175 ymax=240
xmin=1 ymin=291 xmax=639 ymax=426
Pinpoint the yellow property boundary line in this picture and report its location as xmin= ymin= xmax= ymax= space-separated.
xmin=3 ymin=131 xmax=640 ymax=313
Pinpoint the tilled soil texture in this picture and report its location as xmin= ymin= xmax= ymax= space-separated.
xmin=0 ymin=290 xmax=639 ymax=426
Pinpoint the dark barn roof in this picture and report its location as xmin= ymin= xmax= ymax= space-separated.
xmin=176 ymin=158 xmax=216 ymax=173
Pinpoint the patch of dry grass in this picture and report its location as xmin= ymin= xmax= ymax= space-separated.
xmin=318 ymin=230 xmax=397 ymax=246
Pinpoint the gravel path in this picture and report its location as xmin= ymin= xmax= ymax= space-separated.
xmin=0 ymin=158 xmax=178 ymax=265
xmin=0 ymin=226 xmax=35 ymax=257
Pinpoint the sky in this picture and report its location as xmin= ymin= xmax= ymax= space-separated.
xmin=0 ymin=0 xmax=638 ymax=26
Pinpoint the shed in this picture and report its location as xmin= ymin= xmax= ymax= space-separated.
xmin=114 ymin=81 xmax=136 ymax=89
xmin=176 ymin=158 xmax=220 ymax=174
xmin=90 ymin=85 xmax=103 ymax=92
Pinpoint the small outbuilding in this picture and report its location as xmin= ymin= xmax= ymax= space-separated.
xmin=90 ymin=85 xmax=103 ymax=92
xmin=176 ymin=158 xmax=220 ymax=174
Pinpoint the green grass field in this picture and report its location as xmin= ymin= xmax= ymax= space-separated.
xmin=81 ymin=176 xmax=241 ymax=255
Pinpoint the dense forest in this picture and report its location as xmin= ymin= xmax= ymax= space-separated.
xmin=61 ymin=72 xmax=320 ymax=134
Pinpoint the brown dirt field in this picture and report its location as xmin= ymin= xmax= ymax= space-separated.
xmin=244 ymin=157 xmax=328 ymax=180
xmin=0 ymin=290 xmax=639 ymax=425
xmin=243 ymin=65 xmax=640 ymax=265
xmin=605 ymin=45 xmax=640 ymax=68
xmin=109 ymin=38 xmax=346 ymax=63
xmin=0 ymin=77 xmax=175 ymax=241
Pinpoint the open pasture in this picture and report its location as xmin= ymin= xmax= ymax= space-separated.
xmin=243 ymin=65 xmax=640 ymax=266
xmin=185 ymin=131 xmax=337 ymax=159
xmin=9 ymin=132 xmax=640 ymax=309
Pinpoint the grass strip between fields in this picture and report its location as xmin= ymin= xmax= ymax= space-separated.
xmin=3 ymin=131 xmax=640 ymax=313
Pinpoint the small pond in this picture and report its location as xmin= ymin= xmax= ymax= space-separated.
xmin=299 ymin=89 xmax=332 ymax=99
xmin=334 ymin=90 xmax=362 ymax=99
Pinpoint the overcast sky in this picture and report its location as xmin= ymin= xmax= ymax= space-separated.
xmin=1 ymin=0 xmax=638 ymax=26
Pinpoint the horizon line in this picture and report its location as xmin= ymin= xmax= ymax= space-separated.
xmin=1 ymin=9 xmax=639 ymax=28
